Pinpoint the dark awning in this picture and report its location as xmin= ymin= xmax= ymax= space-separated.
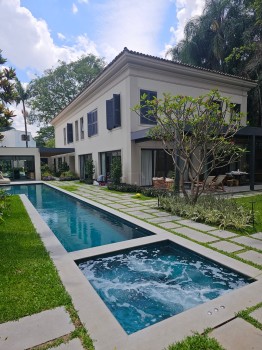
xmin=39 ymin=147 xmax=75 ymax=157
xmin=131 ymin=128 xmax=152 ymax=143
xmin=236 ymin=126 xmax=262 ymax=136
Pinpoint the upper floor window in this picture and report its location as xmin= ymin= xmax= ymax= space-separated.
xmin=21 ymin=134 xmax=30 ymax=141
xmin=75 ymin=120 xmax=79 ymax=141
xmin=87 ymin=109 xmax=98 ymax=137
xmin=67 ymin=123 xmax=73 ymax=143
xmin=140 ymin=89 xmax=157 ymax=125
xmin=80 ymin=117 xmax=84 ymax=140
xmin=106 ymin=94 xmax=121 ymax=130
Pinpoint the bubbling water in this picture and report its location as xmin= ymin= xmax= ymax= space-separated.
xmin=78 ymin=241 xmax=251 ymax=334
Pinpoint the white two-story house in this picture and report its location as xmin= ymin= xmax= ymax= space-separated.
xmin=51 ymin=48 xmax=257 ymax=186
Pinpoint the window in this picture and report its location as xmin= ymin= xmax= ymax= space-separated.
xmin=80 ymin=117 xmax=84 ymax=139
xmin=75 ymin=120 xmax=79 ymax=141
xmin=21 ymin=134 xmax=30 ymax=141
xmin=63 ymin=127 xmax=66 ymax=145
xmin=106 ymin=94 xmax=121 ymax=130
xmin=87 ymin=109 xmax=98 ymax=137
xmin=67 ymin=123 xmax=73 ymax=143
xmin=140 ymin=89 xmax=157 ymax=124
xmin=100 ymin=150 xmax=121 ymax=179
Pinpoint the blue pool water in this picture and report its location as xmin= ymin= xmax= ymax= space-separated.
xmin=78 ymin=240 xmax=253 ymax=334
xmin=7 ymin=184 xmax=153 ymax=252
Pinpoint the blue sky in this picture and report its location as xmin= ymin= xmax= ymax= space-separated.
xmin=0 ymin=0 xmax=205 ymax=132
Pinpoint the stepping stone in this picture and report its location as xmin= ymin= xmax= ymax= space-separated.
xmin=250 ymin=307 xmax=262 ymax=324
xmin=178 ymin=220 xmax=215 ymax=232
xmin=159 ymin=222 xmax=181 ymax=229
xmin=0 ymin=307 xmax=74 ymax=350
xmin=208 ymin=229 xmax=237 ymax=239
xmin=231 ymin=236 xmax=262 ymax=250
xmin=174 ymin=227 xmax=217 ymax=243
xmin=125 ymin=205 xmax=147 ymax=211
xmin=209 ymin=241 xmax=243 ymax=253
xmin=211 ymin=318 xmax=262 ymax=350
xmin=128 ymin=211 xmax=154 ymax=219
xmin=251 ymin=232 xmax=262 ymax=240
xmin=153 ymin=211 xmax=174 ymax=217
xmin=108 ymin=203 xmax=127 ymax=209
xmin=237 ymin=250 xmax=262 ymax=266
xmin=147 ymin=215 xmax=181 ymax=224
xmin=142 ymin=209 xmax=161 ymax=214
xmin=52 ymin=338 xmax=84 ymax=349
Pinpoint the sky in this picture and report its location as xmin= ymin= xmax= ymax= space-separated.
xmin=0 ymin=0 xmax=205 ymax=134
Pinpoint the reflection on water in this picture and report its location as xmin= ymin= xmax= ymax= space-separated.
xmin=78 ymin=241 xmax=252 ymax=334
xmin=7 ymin=184 xmax=153 ymax=252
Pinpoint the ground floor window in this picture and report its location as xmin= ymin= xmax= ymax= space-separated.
xmin=79 ymin=154 xmax=92 ymax=180
xmin=141 ymin=149 xmax=174 ymax=186
xmin=100 ymin=150 xmax=121 ymax=180
xmin=0 ymin=155 xmax=35 ymax=180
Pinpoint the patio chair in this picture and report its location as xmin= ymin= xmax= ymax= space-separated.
xmin=0 ymin=172 xmax=10 ymax=185
xmin=194 ymin=176 xmax=216 ymax=191
xmin=209 ymin=174 xmax=227 ymax=191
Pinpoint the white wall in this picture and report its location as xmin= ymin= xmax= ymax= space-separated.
xmin=0 ymin=129 xmax=36 ymax=147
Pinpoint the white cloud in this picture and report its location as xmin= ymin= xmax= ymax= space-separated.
xmin=94 ymin=0 xmax=170 ymax=62
xmin=0 ymin=0 xmax=98 ymax=79
xmin=72 ymin=3 xmax=78 ymax=14
xmin=78 ymin=0 xmax=89 ymax=3
xmin=57 ymin=32 xmax=66 ymax=40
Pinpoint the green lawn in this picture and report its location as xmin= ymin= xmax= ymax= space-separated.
xmin=234 ymin=194 xmax=262 ymax=233
xmin=0 ymin=195 xmax=71 ymax=323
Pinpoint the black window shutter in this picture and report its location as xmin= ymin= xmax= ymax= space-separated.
xmin=113 ymin=94 xmax=121 ymax=127
xmin=106 ymin=99 xmax=114 ymax=130
xmin=87 ymin=112 xmax=92 ymax=137
xmin=67 ymin=123 xmax=73 ymax=143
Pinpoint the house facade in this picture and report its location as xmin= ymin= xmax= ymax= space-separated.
xmin=51 ymin=48 xmax=257 ymax=186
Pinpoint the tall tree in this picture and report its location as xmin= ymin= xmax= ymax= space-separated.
xmin=15 ymin=79 xmax=30 ymax=147
xmin=27 ymin=54 xmax=105 ymax=125
xmin=168 ymin=0 xmax=262 ymax=125
xmin=34 ymin=126 xmax=55 ymax=148
xmin=0 ymin=49 xmax=17 ymax=130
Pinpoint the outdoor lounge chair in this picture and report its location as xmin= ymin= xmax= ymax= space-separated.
xmin=0 ymin=172 xmax=10 ymax=185
xmin=209 ymin=174 xmax=227 ymax=191
xmin=194 ymin=176 xmax=216 ymax=191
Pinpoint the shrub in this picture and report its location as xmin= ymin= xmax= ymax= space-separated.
xmin=107 ymin=183 xmax=169 ymax=198
xmin=0 ymin=189 xmax=11 ymax=222
xmin=110 ymin=157 xmax=122 ymax=185
xmin=85 ymin=159 xmax=95 ymax=184
xmin=159 ymin=194 xmax=252 ymax=231
xmin=59 ymin=171 xmax=79 ymax=181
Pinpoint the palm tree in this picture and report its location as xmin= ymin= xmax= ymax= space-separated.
xmin=15 ymin=79 xmax=30 ymax=147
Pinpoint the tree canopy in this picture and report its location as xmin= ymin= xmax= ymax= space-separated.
xmin=27 ymin=54 xmax=105 ymax=125
xmin=34 ymin=126 xmax=55 ymax=148
xmin=168 ymin=0 xmax=262 ymax=126
xmin=133 ymin=90 xmax=245 ymax=203
xmin=0 ymin=49 xmax=17 ymax=129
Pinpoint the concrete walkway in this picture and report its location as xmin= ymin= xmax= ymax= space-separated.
xmin=1 ymin=181 xmax=261 ymax=350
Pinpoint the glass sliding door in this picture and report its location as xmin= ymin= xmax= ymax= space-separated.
xmin=141 ymin=150 xmax=153 ymax=186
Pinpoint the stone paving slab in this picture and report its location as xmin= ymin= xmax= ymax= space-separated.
xmin=159 ymin=222 xmax=181 ymax=229
xmin=209 ymin=241 xmax=243 ymax=253
xmin=174 ymin=227 xmax=217 ymax=243
xmin=143 ymin=209 xmax=161 ymax=214
xmin=237 ymin=250 xmax=262 ymax=266
xmin=0 ymin=307 xmax=74 ymax=350
xmin=52 ymin=338 xmax=84 ymax=350
xmin=211 ymin=318 xmax=262 ymax=350
xmin=153 ymin=211 xmax=174 ymax=217
xmin=250 ymin=307 xmax=262 ymax=324
xmin=178 ymin=219 xmax=215 ymax=232
xmin=107 ymin=203 xmax=128 ymax=209
xmin=127 ymin=211 xmax=154 ymax=219
xmin=231 ymin=236 xmax=262 ymax=250
xmin=147 ymin=215 xmax=181 ymax=224
xmin=251 ymin=232 xmax=262 ymax=240
xmin=124 ymin=205 xmax=148 ymax=211
xmin=208 ymin=229 xmax=238 ymax=239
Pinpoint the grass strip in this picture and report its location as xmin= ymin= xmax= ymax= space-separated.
xmin=0 ymin=195 xmax=71 ymax=322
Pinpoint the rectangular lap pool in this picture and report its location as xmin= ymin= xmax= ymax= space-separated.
xmin=77 ymin=240 xmax=253 ymax=334
xmin=7 ymin=184 xmax=153 ymax=252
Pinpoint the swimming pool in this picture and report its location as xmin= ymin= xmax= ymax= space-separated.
xmin=7 ymin=184 xmax=153 ymax=252
xmin=78 ymin=240 xmax=253 ymax=334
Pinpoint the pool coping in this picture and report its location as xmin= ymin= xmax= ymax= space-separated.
xmin=20 ymin=184 xmax=262 ymax=350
